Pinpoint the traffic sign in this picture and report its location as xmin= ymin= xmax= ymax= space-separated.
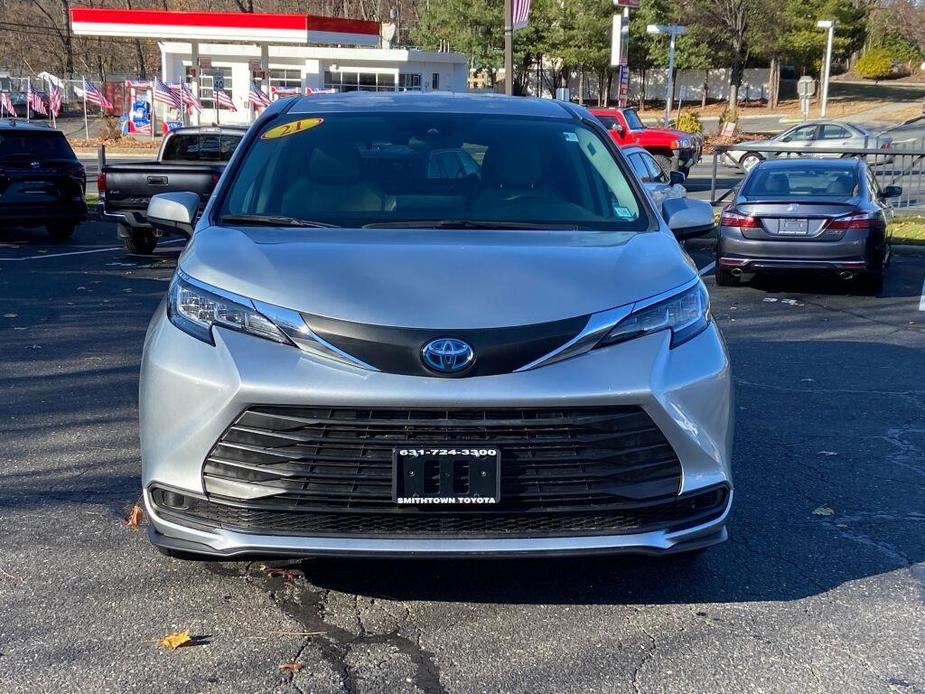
xmin=797 ymin=76 xmax=816 ymax=97
xmin=212 ymin=71 xmax=224 ymax=91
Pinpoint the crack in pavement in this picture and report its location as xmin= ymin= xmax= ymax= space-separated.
xmin=211 ymin=563 xmax=446 ymax=694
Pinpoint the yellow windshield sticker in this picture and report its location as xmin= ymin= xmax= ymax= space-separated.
xmin=261 ymin=118 xmax=324 ymax=140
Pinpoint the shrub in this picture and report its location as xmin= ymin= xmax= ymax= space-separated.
xmin=855 ymin=49 xmax=894 ymax=81
xmin=99 ymin=115 xmax=123 ymax=141
xmin=676 ymin=111 xmax=703 ymax=135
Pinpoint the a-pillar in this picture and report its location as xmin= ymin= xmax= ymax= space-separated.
xmin=260 ymin=44 xmax=270 ymax=100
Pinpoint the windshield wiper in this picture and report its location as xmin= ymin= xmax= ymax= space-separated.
xmin=363 ymin=219 xmax=582 ymax=230
xmin=220 ymin=214 xmax=339 ymax=228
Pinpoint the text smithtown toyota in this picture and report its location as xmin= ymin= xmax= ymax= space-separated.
xmin=140 ymin=93 xmax=733 ymax=559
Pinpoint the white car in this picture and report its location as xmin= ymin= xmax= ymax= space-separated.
xmin=623 ymin=145 xmax=689 ymax=208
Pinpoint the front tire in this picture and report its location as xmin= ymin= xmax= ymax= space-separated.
xmin=123 ymin=229 xmax=157 ymax=255
xmin=740 ymin=153 xmax=762 ymax=171
xmin=46 ymin=221 xmax=77 ymax=240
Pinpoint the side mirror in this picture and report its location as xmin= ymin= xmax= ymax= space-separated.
xmin=146 ymin=192 xmax=199 ymax=237
xmin=612 ymin=123 xmax=625 ymax=135
xmin=881 ymin=185 xmax=902 ymax=199
xmin=662 ymin=198 xmax=715 ymax=239
xmin=669 ymin=170 xmax=687 ymax=186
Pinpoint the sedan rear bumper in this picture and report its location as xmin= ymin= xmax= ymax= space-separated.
xmin=717 ymin=226 xmax=879 ymax=272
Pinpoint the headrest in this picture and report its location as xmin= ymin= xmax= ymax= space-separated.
xmin=309 ymin=143 xmax=362 ymax=185
xmin=481 ymin=145 xmax=543 ymax=188
xmin=764 ymin=173 xmax=790 ymax=195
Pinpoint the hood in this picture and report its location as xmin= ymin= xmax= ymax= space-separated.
xmin=179 ymin=226 xmax=696 ymax=329
xmin=634 ymin=128 xmax=695 ymax=144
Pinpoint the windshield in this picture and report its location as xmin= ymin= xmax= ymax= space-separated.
xmin=0 ymin=131 xmax=75 ymax=160
xmin=742 ymin=166 xmax=859 ymax=197
xmin=162 ymin=133 xmax=241 ymax=162
xmin=622 ymin=110 xmax=644 ymax=130
xmin=219 ymin=112 xmax=645 ymax=230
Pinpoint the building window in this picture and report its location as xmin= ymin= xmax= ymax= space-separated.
xmin=432 ymin=73 xmax=440 ymax=90
xmin=398 ymin=73 xmax=421 ymax=91
xmin=324 ymin=71 xmax=396 ymax=92
xmin=270 ymin=69 xmax=302 ymax=90
xmin=192 ymin=66 xmax=233 ymax=109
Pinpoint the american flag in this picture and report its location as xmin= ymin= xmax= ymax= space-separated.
xmin=249 ymin=81 xmax=272 ymax=108
xmin=512 ymin=0 xmax=532 ymax=30
xmin=214 ymin=89 xmax=237 ymax=112
xmin=84 ymin=80 xmax=113 ymax=111
xmin=27 ymin=83 xmax=48 ymax=116
xmin=48 ymin=84 xmax=62 ymax=116
xmin=0 ymin=91 xmax=16 ymax=117
xmin=153 ymin=77 xmax=181 ymax=110
xmin=179 ymin=82 xmax=202 ymax=114
xmin=134 ymin=121 xmax=152 ymax=135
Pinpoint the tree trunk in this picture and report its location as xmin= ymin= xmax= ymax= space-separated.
xmin=768 ymin=56 xmax=780 ymax=109
xmin=60 ymin=0 xmax=75 ymax=77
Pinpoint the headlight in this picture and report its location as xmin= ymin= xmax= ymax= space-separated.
xmin=168 ymin=271 xmax=291 ymax=346
xmin=597 ymin=282 xmax=710 ymax=349
xmin=673 ymin=137 xmax=692 ymax=149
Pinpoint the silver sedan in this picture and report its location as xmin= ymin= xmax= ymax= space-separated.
xmin=726 ymin=120 xmax=893 ymax=171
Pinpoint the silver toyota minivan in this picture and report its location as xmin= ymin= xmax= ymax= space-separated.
xmin=140 ymin=93 xmax=733 ymax=559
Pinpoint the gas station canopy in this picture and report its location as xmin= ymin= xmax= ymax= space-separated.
xmin=69 ymin=8 xmax=381 ymax=46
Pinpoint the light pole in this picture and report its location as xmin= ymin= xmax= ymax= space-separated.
xmin=647 ymin=24 xmax=687 ymax=125
xmin=817 ymin=20 xmax=835 ymax=118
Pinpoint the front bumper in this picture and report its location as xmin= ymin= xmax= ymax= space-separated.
xmin=673 ymin=146 xmax=700 ymax=170
xmin=140 ymin=306 xmax=734 ymax=558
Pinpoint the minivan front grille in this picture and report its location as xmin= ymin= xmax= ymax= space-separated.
xmin=202 ymin=406 xmax=683 ymax=513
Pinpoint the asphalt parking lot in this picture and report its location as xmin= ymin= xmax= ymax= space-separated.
xmin=1 ymin=220 xmax=923 ymax=693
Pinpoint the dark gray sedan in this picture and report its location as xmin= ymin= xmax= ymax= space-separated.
xmin=715 ymin=158 xmax=900 ymax=292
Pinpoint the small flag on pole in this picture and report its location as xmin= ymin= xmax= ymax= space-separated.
xmin=0 ymin=92 xmax=17 ymax=117
xmin=84 ymin=80 xmax=113 ymax=112
xmin=153 ymin=77 xmax=181 ymax=110
xmin=27 ymin=82 xmax=48 ymax=116
xmin=512 ymin=0 xmax=532 ymax=30
xmin=214 ymin=89 xmax=237 ymax=112
xmin=179 ymin=82 xmax=202 ymax=114
xmin=48 ymin=84 xmax=62 ymax=117
xmin=249 ymin=81 xmax=272 ymax=108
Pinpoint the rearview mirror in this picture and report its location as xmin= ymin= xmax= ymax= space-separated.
xmin=662 ymin=198 xmax=715 ymax=240
xmin=669 ymin=170 xmax=686 ymax=186
xmin=146 ymin=192 xmax=199 ymax=238
xmin=881 ymin=185 xmax=902 ymax=199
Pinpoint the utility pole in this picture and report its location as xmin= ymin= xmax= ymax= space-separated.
xmin=647 ymin=24 xmax=687 ymax=126
xmin=817 ymin=20 xmax=835 ymax=118
xmin=504 ymin=0 xmax=513 ymax=95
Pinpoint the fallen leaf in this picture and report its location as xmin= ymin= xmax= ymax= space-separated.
xmin=817 ymin=451 xmax=838 ymax=457
xmin=126 ymin=504 xmax=144 ymax=529
xmin=279 ymin=662 xmax=303 ymax=673
xmin=762 ymin=297 xmax=778 ymax=303
xmin=157 ymin=630 xmax=192 ymax=650
xmin=266 ymin=568 xmax=299 ymax=582
xmin=812 ymin=505 xmax=835 ymax=516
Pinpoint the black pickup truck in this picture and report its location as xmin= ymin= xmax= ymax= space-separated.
xmin=98 ymin=125 xmax=246 ymax=253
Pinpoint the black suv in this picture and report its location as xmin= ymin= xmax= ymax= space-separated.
xmin=0 ymin=120 xmax=86 ymax=239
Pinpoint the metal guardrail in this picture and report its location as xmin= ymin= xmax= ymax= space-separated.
xmin=708 ymin=144 xmax=925 ymax=210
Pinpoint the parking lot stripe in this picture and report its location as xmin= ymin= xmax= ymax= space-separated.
xmin=0 ymin=238 xmax=183 ymax=262
xmin=699 ymin=261 xmax=716 ymax=276
xmin=920 ymin=278 xmax=925 ymax=311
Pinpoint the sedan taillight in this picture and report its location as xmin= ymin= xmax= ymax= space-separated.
xmin=720 ymin=208 xmax=760 ymax=228
xmin=826 ymin=212 xmax=873 ymax=230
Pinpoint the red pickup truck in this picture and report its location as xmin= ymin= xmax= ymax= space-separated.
xmin=590 ymin=108 xmax=702 ymax=175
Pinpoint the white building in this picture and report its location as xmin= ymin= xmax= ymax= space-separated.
xmin=71 ymin=7 xmax=468 ymax=125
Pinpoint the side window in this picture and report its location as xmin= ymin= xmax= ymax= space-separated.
xmin=628 ymin=153 xmax=652 ymax=182
xmin=820 ymin=125 xmax=849 ymax=140
xmin=784 ymin=125 xmax=817 ymax=142
xmin=640 ymin=153 xmax=669 ymax=183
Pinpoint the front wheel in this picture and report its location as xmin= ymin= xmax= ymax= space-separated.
xmin=46 ymin=221 xmax=77 ymax=240
xmin=123 ymin=229 xmax=158 ymax=255
xmin=740 ymin=153 xmax=762 ymax=172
